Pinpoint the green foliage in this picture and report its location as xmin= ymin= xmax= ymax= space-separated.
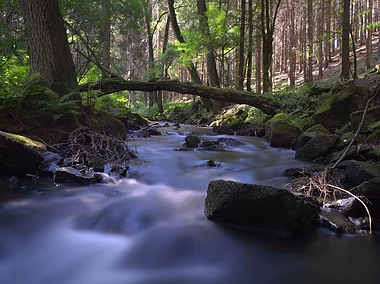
xmin=0 ymin=72 xmax=80 ymax=126
xmin=94 ymin=93 xmax=129 ymax=114
xmin=269 ymin=84 xmax=316 ymax=115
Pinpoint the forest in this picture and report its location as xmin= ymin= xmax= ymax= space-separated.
xmin=2 ymin=0 xmax=380 ymax=279
xmin=2 ymin=0 xmax=380 ymax=282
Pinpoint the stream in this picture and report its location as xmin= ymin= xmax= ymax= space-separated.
xmin=0 ymin=125 xmax=379 ymax=284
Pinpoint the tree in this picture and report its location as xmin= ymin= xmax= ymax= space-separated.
xmin=341 ymin=0 xmax=350 ymax=81
xmin=19 ymin=0 xmax=78 ymax=96
xmin=260 ymin=0 xmax=282 ymax=93
xmin=236 ymin=0 xmax=246 ymax=90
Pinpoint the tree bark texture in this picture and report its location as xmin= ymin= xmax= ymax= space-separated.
xmin=236 ymin=0 xmax=246 ymax=90
xmin=80 ymin=79 xmax=280 ymax=115
xmin=19 ymin=0 xmax=78 ymax=95
xmin=341 ymin=0 xmax=350 ymax=81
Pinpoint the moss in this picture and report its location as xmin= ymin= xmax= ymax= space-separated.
xmin=315 ymin=93 xmax=333 ymax=115
xmin=0 ymin=131 xmax=46 ymax=150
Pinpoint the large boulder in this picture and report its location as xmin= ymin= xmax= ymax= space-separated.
xmin=312 ymin=83 xmax=371 ymax=131
xmin=116 ymin=111 xmax=149 ymax=131
xmin=265 ymin=114 xmax=301 ymax=148
xmin=205 ymin=180 xmax=319 ymax=235
xmin=89 ymin=111 xmax=126 ymax=139
xmin=185 ymin=134 xmax=200 ymax=148
xmin=340 ymin=160 xmax=380 ymax=187
xmin=292 ymin=124 xmax=331 ymax=151
xmin=0 ymin=131 xmax=46 ymax=175
xmin=350 ymin=106 xmax=380 ymax=133
xmin=295 ymin=134 xmax=338 ymax=161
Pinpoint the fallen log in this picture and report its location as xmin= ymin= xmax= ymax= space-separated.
xmin=79 ymin=79 xmax=280 ymax=115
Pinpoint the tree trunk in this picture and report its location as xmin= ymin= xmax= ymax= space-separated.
xmin=307 ymin=0 xmax=313 ymax=83
xmin=236 ymin=0 xmax=246 ymax=90
xmin=80 ymin=79 xmax=280 ymax=115
xmin=318 ymin=0 xmax=324 ymax=78
xmin=102 ymin=0 xmax=111 ymax=70
xmin=197 ymin=0 xmax=223 ymax=112
xmin=19 ymin=0 xmax=78 ymax=96
xmin=256 ymin=28 xmax=262 ymax=94
xmin=341 ymin=0 xmax=350 ymax=81
xmin=246 ymin=0 xmax=253 ymax=92
xmin=365 ymin=0 xmax=372 ymax=69
xmin=288 ymin=0 xmax=295 ymax=86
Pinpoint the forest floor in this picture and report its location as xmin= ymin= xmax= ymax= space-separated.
xmin=273 ymin=33 xmax=380 ymax=91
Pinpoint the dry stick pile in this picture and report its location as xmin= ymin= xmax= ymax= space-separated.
xmin=54 ymin=127 xmax=137 ymax=170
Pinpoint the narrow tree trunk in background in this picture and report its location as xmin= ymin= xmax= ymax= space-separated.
xmin=324 ymin=0 xmax=331 ymax=68
xmin=341 ymin=0 xmax=350 ymax=81
xmin=307 ymin=0 xmax=313 ymax=83
xmin=157 ymin=15 xmax=171 ymax=114
xmin=19 ymin=0 xmax=78 ymax=96
xmin=350 ymin=29 xmax=358 ymax=79
xmin=288 ymin=0 xmax=295 ymax=86
xmin=318 ymin=0 xmax=324 ymax=78
xmin=365 ymin=0 xmax=373 ymax=69
xmin=236 ymin=0 xmax=246 ymax=90
xmin=256 ymin=29 xmax=262 ymax=94
xmin=102 ymin=0 xmax=111 ymax=70
xmin=303 ymin=3 xmax=307 ymax=82
xmin=246 ymin=0 xmax=253 ymax=91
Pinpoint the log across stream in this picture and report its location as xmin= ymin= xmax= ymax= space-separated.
xmin=0 ymin=125 xmax=379 ymax=284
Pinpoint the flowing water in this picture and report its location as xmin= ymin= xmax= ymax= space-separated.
xmin=0 ymin=125 xmax=379 ymax=284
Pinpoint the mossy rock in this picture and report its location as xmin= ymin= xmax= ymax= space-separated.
xmin=0 ymin=131 xmax=46 ymax=175
xmin=295 ymin=134 xmax=338 ymax=161
xmin=89 ymin=111 xmax=126 ymax=138
xmin=350 ymin=106 xmax=380 ymax=133
xmin=265 ymin=114 xmax=302 ymax=148
xmin=341 ymin=160 xmax=380 ymax=187
xmin=312 ymin=83 xmax=371 ymax=131
xmin=292 ymin=124 xmax=331 ymax=151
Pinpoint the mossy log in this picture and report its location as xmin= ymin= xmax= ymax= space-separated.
xmin=79 ymin=79 xmax=280 ymax=115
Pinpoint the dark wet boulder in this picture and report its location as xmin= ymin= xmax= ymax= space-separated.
xmin=0 ymin=131 xmax=46 ymax=175
xmin=216 ymin=137 xmax=244 ymax=147
xmin=319 ymin=208 xmax=359 ymax=234
xmin=148 ymin=128 xmax=162 ymax=136
xmin=340 ymin=160 xmax=380 ymax=187
xmin=352 ymin=178 xmax=380 ymax=216
xmin=265 ymin=114 xmax=301 ymax=148
xmin=312 ymin=83 xmax=371 ymax=132
xmin=116 ymin=112 xmax=149 ymax=131
xmin=199 ymin=145 xmax=226 ymax=151
xmin=295 ymin=134 xmax=338 ymax=161
xmin=324 ymin=197 xmax=367 ymax=218
xmin=292 ymin=124 xmax=331 ymax=151
xmin=185 ymin=134 xmax=200 ymax=148
xmin=205 ymin=180 xmax=319 ymax=235
xmin=199 ymin=141 xmax=220 ymax=147
xmin=163 ymin=123 xmax=170 ymax=127
xmin=89 ymin=111 xmax=126 ymax=139
xmin=54 ymin=167 xmax=95 ymax=185
xmin=350 ymin=106 xmax=380 ymax=133
xmin=172 ymin=123 xmax=181 ymax=128
xmin=212 ymin=125 xmax=234 ymax=135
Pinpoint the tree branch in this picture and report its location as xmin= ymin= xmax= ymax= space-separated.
xmin=79 ymin=79 xmax=280 ymax=115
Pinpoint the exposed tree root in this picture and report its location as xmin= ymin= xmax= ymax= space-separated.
xmin=54 ymin=127 xmax=137 ymax=170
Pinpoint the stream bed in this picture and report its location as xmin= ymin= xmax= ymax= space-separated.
xmin=0 ymin=125 xmax=379 ymax=284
